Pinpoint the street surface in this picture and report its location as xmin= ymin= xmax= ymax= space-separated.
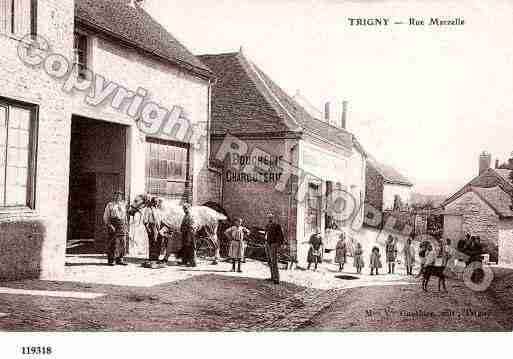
xmin=0 ymin=256 xmax=512 ymax=331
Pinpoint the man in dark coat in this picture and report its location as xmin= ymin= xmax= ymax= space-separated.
xmin=307 ymin=233 xmax=323 ymax=270
xmin=265 ymin=212 xmax=284 ymax=284
xmin=103 ymin=190 xmax=128 ymax=266
xmin=181 ymin=203 xmax=197 ymax=267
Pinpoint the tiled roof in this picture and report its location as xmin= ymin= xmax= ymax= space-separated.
xmin=472 ymin=186 xmax=513 ymax=218
xmin=495 ymin=168 xmax=513 ymax=185
xmin=443 ymin=168 xmax=513 ymax=207
xmin=367 ymin=157 xmax=413 ymax=186
xmin=75 ymin=0 xmax=212 ymax=79
xmin=198 ymin=51 xmax=355 ymax=150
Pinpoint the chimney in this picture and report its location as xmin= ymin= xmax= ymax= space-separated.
xmin=324 ymin=102 xmax=330 ymax=122
xmin=495 ymin=159 xmax=500 ymax=169
xmin=479 ymin=151 xmax=492 ymax=175
xmin=341 ymin=100 xmax=348 ymax=129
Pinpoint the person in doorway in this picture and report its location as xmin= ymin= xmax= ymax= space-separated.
xmin=140 ymin=195 xmax=165 ymax=268
xmin=353 ymin=242 xmax=364 ymax=274
xmin=181 ymin=203 xmax=198 ymax=267
xmin=225 ymin=217 xmax=250 ymax=273
xmin=334 ymin=232 xmax=348 ymax=272
xmin=369 ymin=246 xmax=382 ymax=275
xmin=103 ymin=190 xmax=128 ymax=266
xmin=385 ymin=235 xmax=398 ymax=274
xmin=265 ymin=212 xmax=284 ymax=284
xmin=307 ymin=232 xmax=323 ymax=271
xmin=403 ymin=237 xmax=416 ymax=275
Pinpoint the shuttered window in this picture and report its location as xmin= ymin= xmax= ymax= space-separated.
xmin=145 ymin=139 xmax=191 ymax=202
xmin=73 ymin=32 xmax=88 ymax=78
xmin=0 ymin=98 xmax=37 ymax=209
xmin=0 ymin=0 xmax=36 ymax=36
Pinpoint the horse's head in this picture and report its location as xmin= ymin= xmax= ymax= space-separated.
xmin=128 ymin=193 xmax=150 ymax=216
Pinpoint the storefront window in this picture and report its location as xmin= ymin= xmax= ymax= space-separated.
xmin=145 ymin=138 xmax=191 ymax=201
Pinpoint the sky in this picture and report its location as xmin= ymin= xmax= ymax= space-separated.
xmin=145 ymin=0 xmax=513 ymax=196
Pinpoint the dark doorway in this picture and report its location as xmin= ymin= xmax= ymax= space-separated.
xmin=67 ymin=116 xmax=128 ymax=254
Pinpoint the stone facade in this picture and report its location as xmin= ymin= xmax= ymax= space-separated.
xmin=0 ymin=1 xmax=213 ymax=280
xmin=0 ymin=0 xmax=75 ymax=280
xmin=444 ymin=191 xmax=499 ymax=261
xmin=498 ymin=219 xmax=513 ymax=265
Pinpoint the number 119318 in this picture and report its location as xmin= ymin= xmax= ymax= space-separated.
xmin=21 ymin=346 xmax=53 ymax=355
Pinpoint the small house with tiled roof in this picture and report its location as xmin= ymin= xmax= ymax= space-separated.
xmin=365 ymin=157 xmax=414 ymax=214
xmin=442 ymin=154 xmax=513 ymax=263
xmin=198 ymin=49 xmax=367 ymax=266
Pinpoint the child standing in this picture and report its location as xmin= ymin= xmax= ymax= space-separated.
xmin=385 ymin=235 xmax=398 ymax=274
xmin=334 ymin=232 xmax=347 ymax=272
xmin=224 ymin=218 xmax=250 ymax=273
xmin=369 ymin=246 xmax=382 ymax=275
xmin=353 ymin=242 xmax=364 ymax=274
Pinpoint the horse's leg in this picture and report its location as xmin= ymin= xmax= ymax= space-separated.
xmin=205 ymin=224 xmax=220 ymax=265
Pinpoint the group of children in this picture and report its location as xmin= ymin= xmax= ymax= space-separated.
xmin=335 ymin=234 xmax=416 ymax=276
xmin=224 ymin=215 xmax=454 ymax=278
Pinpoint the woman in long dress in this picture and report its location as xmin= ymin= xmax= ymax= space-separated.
xmin=334 ymin=232 xmax=347 ymax=271
xmin=225 ymin=218 xmax=250 ymax=273
xmin=353 ymin=242 xmax=364 ymax=274
xmin=369 ymin=246 xmax=382 ymax=275
xmin=307 ymin=233 xmax=324 ymax=271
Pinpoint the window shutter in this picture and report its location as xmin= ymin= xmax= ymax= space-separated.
xmin=0 ymin=0 xmax=11 ymax=34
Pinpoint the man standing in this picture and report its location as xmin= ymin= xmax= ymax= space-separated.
xmin=265 ymin=212 xmax=284 ymax=284
xmin=181 ymin=203 xmax=197 ymax=267
xmin=103 ymin=190 xmax=128 ymax=266
xmin=307 ymin=232 xmax=323 ymax=271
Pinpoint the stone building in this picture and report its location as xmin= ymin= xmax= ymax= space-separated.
xmin=198 ymin=50 xmax=367 ymax=266
xmin=0 ymin=0 xmax=216 ymax=280
xmin=442 ymin=153 xmax=513 ymax=263
xmin=365 ymin=157 xmax=413 ymax=214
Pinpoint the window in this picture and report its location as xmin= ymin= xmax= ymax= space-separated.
xmin=0 ymin=98 xmax=37 ymax=209
xmin=145 ymin=139 xmax=191 ymax=202
xmin=305 ymin=183 xmax=321 ymax=235
xmin=73 ymin=32 xmax=89 ymax=78
xmin=0 ymin=0 xmax=36 ymax=36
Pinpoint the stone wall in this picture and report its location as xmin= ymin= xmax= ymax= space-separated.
xmin=0 ymin=0 xmax=75 ymax=280
xmin=498 ymin=219 xmax=513 ymax=265
xmin=445 ymin=191 xmax=499 ymax=260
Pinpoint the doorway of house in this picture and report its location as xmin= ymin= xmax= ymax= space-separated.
xmin=67 ymin=115 xmax=128 ymax=254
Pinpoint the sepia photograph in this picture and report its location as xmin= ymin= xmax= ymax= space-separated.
xmin=1 ymin=0 xmax=513 ymax=356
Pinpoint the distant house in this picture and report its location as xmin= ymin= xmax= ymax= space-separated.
xmin=365 ymin=157 xmax=414 ymax=213
xmin=442 ymin=153 xmax=513 ymax=264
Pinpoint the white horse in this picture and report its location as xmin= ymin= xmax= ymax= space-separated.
xmin=128 ymin=194 xmax=227 ymax=265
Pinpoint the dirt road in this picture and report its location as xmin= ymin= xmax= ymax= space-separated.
xmin=301 ymin=268 xmax=513 ymax=331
